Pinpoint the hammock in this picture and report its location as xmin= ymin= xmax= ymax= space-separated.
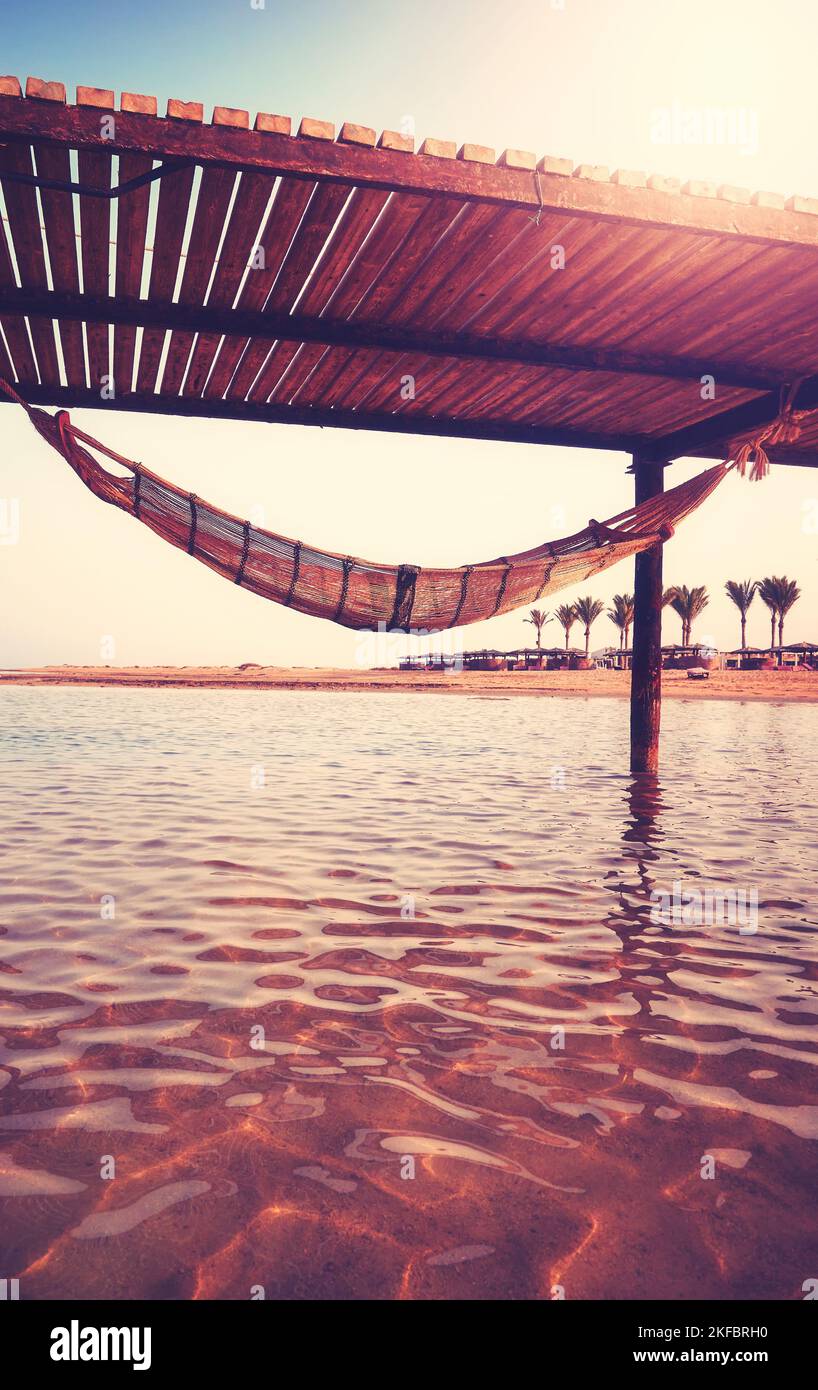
xmin=1 ymin=382 xmax=736 ymax=633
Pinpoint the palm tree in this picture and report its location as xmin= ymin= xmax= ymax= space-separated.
xmin=668 ymin=584 xmax=709 ymax=646
xmin=621 ymin=592 xmax=635 ymax=649
xmin=758 ymin=575 xmax=801 ymax=649
xmin=774 ymin=577 xmax=801 ymax=647
xmin=574 ymin=595 xmax=605 ymax=656
xmin=608 ymin=595 xmax=627 ymax=653
xmin=606 ymin=597 xmax=626 ymax=650
xmin=757 ymin=577 xmax=780 ymax=651
xmin=725 ymin=579 xmax=757 ymax=650
xmin=555 ymin=602 xmax=577 ymax=652
xmin=524 ymin=607 xmax=550 ymax=657
xmin=607 ymin=593 xmax=635 ymax=656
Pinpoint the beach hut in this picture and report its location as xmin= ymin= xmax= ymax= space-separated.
xmin=771 ymin=646 xmax=800 ymax=668
xmin=783 ymin=641 xmax=818 ymax=669
xmin=661 ymin=643 xmax=720 ymax=671
xmin=595 ymin=646 xmax=624 ymax=670
xmin=504 ymin=646 xmax=548 ymax=669
xmin=729 ymin=646 xmax=778 ymax=670
xmin=462 ymin=649 xmax=506 ymax=671
xmin=725 ymin=646 xmax=761 ymax=670
xmin=2 ymin=77 xmax=818 ymax=771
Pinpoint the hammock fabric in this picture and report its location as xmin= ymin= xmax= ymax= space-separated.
xmin=2 ymin=382 xmax=736 ymax=633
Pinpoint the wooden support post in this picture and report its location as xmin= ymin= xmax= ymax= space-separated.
xmin=630 ymin=455 xmax=666 ymax=774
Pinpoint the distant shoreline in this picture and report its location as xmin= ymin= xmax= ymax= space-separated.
xmin=2 ymin=665 xmax=817 ymax=703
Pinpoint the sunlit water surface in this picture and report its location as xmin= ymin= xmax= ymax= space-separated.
xmin=1 ymin=687 xmax=816 ymax=1300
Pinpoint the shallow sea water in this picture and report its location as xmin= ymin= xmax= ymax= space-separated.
xmin=1 ymin=686 xmax=816 ymax=1300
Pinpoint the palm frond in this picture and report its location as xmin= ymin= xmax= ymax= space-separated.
xmin=725 ymin=578 xmax=757 ymax=616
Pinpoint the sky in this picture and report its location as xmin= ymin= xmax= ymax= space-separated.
xmin=1 ymin=0 xmax=817 ymax=668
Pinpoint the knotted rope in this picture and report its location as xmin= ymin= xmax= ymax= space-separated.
xmin=726 ymin=379 xmax=807 ymax=482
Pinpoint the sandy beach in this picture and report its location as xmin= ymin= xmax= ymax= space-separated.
xmin=2 ymin=664 xmax=817 ymax=701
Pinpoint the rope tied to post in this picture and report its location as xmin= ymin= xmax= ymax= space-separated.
xmin=727 ymin=378 xmax=807 ymax=482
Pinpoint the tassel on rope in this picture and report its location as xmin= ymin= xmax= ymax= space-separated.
xmin=727 ymin=378 xmax=806 ymax=482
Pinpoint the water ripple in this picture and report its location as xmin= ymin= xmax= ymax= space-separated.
xmin=1 ymin=687 xmax=816 ymax=1300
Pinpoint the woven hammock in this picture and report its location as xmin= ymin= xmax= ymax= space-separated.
xmin=2 ymin=383 xmax=735 ymax=633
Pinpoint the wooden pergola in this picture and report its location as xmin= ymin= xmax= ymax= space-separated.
xmin=2 ymin=76 xmax=818 ymax=771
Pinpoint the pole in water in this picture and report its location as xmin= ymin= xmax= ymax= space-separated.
xmin=630 ymin=455 xmax=666 ymax=774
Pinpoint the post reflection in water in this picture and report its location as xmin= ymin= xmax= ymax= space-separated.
xmin=0 ymin=688 xmax=816 ymax=1301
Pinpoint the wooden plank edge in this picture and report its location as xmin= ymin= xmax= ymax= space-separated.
xmin=2 ymin=89 xmax=818 ymax=247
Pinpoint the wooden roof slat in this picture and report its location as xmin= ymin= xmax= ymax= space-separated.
xmin=0 ymin=221 xmax=38 ymax=382
xmin=314 ymin=345 xmax=387 ymax=408
xmin=599 ymin=238 xmax=772 ymax=353
xmin=387 ymin=354 xmax=492 ymax=421
xmin=33 ymin=140 xmax=85 ymax=388
xmin=264 ymin=180 xmax=353 ymax=315
xmin=317 ymin=192 xmax=430 ymax=320
xmin=216 ymin=116 xmax=339 ymax=401
xmin=134 ymin=134 xmax=197 ymax=394
xmin=225 ymin=178 xmax=352 ymax=401
xmin=298 ymin=344 xmax=404 ymax=412
xmin=484 ymin=221 xmax=654 ymax=343
xmin=624 ymin=244 xmax=817 ymax=361
xmin=350 ymin=349 xmax=430 ymax=413
xmin=0 ymin=320 xmax=14 ymax=379
xmin=395 ymin=206 xmax=531 ymax=333
xmin=349 ymin=195 xmax=468 ymax=325
xmin=395 ymin=349 xmax=529 ymax=420
xmin=159 ymin=162 xmax=237 ymax=395
xmin=296 ymin=186 xmax=390 ymax=316
xmin=441 ymin=361 xmax=548 ymax=422
xmin=339 ymin=204 xmax=539 ymax=404
xmin=284 ymin=343 xmax=356 ymax=407
xmin=454 ymin=216 xmax=602 ymax=340
xmin=412 ymin=209 xmax=553 ymax=335
xmin=244 ymin=184 xmax=390 ymax=404
xmin=182 ymin=169 xmax=278 ymax=397
xmin=346 ymin=348 xmax=429 ymax=413
xmin=160 ymin=105 xmax=249 ymax=397
xmin=75 ymin=86 xmax=115 ymax=391
xmin=204 ymin=174 xmax=315 ymax=400
xmin=282 ymin=190 xmax=441 ymax=404
xmin=245 ymin=338 xmax=302 ymax=403
xmin=272 ymin=341 xmax=341 ymax=405
xmin=499 ymin=367 xmax=641 ymax=429
xmin=379 ymin=202 xmax=505 ymax=326
xmin=517 ymin=226 xmax=710 ymax=349
xmin=442 ymin=360 xmax=572 ymax=426
xmin=0 ymin=140 xmax=61 ymax=386
xmin=112 ymin=148 xmax=153 ymax=396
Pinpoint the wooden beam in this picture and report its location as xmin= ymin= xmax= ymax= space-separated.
xmin=630 ymin=457 xmax=665 ymax=775
xmin=645 ymin=374 xmax=818 ymax=462
xmin=0 ymin=382 xmax=641 ymax=453
xmin=4 ymin=93 xmax=818 ymax=249
xmin=0 ymin=287 xmax=779 ymax=391
xmin=2 ymin=378 xmax=815 ymax=465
